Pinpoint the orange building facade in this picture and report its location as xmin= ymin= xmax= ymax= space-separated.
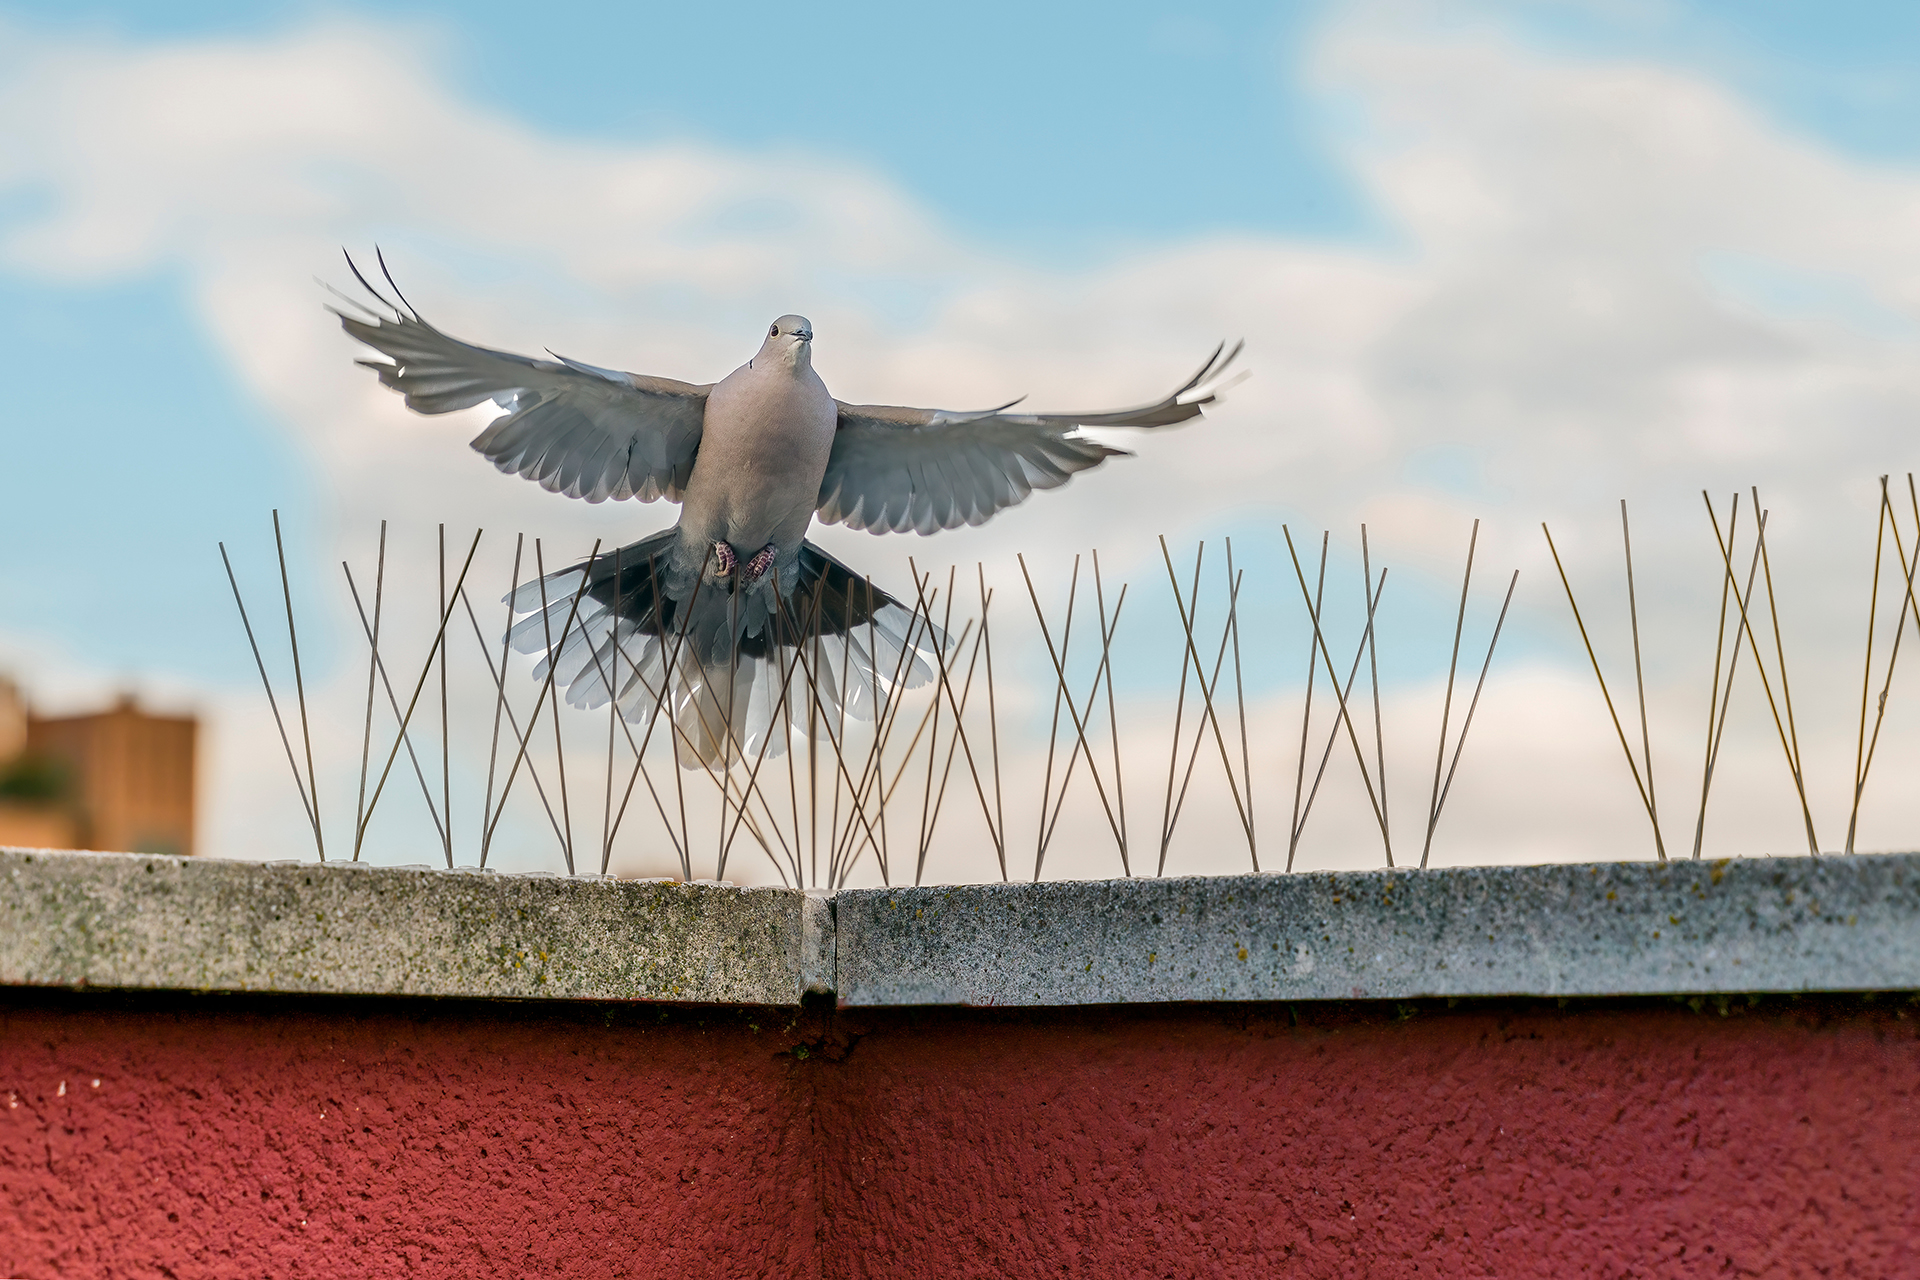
xmin=0 ymin=680 xmax=196 ymax=856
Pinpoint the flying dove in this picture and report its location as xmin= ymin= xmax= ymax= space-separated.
xmin=337 ymin=259 xmax=1240 ymax=767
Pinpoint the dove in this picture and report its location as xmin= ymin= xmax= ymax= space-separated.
xmin=336 ymin=257 xmax=1240 ymax=768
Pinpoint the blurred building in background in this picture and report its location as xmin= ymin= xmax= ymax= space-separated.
xmin=0 ymin=678 xmax=196 ymax=856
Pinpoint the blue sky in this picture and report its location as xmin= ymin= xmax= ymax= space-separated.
xmin=6 ymin=0 xmax=1362 ymax=247
xmin=9 ymin=1 xmax=1920 ymax=869
xmin=10 ymin=2 xmax=1920 ymax=247
xmin=5 ymin=0 xmax=1920 ymax=685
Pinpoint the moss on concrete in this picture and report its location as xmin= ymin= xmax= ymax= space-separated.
xmin=0 ymin=850 xmax=808 ymax=1003
xmin=832 ymin=854 xmax=1920 ymax=1005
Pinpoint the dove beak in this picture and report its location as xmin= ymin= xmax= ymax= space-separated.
xmin=797 ymin=330 xmax=813 ymax=343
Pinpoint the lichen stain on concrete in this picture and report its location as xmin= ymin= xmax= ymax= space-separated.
xmin=0 ymin=850 xmax=808 ymax=1003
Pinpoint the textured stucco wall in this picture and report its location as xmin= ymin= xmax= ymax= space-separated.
xmin=818 ymin=997 xmax=1920 ymax=1278
xmin=3 ymin=990 xmax=1914 ymax=1278
xmin=0 ymin=992 xmax=816 ymax=1279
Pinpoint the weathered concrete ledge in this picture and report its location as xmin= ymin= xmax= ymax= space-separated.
xmin=834 ymin=854 xmax=1920 ymax=1005
xmin=0 ymin=849 xmax=830 ymax=1003
xmin=4 ymin=848 xmax=1919 ymax=1005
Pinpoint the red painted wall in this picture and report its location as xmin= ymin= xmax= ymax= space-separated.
xmin=3 ymin=993 xmax=1915 ymax=1278
xmin=0 ymin=994 xmax=816 ymax=1279
xmin=820 ymin=1000 xmax=1920 ymax=1278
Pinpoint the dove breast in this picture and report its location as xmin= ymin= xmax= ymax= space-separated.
xmin=678 ymin=358 xmax=839 ymax=554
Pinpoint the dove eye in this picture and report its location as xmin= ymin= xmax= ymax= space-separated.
xmin=769 ymin=324 xmax=779 ymax=337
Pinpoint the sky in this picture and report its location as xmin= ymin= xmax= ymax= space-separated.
xmin=5 ymin=0 xmax=1920 ymax=880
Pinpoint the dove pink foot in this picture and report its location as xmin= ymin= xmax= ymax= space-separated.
xmin=742 ymin=543 xmax=778 ymax=584
xmin=712 ymin=541 xmax=738 ymax=576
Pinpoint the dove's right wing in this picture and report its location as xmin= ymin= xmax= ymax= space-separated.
xmin=340 ymin=300 xmax=710 ymax=505
xmin=816 ymin=342 xmax=1240 ymax=535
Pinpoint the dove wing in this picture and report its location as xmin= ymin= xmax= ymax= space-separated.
xmin=816 ymin=342 xmax=1241 ymax=535
xmin=340 ymin=301 xmax=710 ymax=505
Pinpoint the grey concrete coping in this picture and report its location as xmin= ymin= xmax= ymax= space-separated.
xmin=834 ymin=854 xmax=1920 ymax=1005
xmin=0 ymin=848 xmax=831 ymax=1004
xmin=4 ymin=847 xmax=1918 ymax=1006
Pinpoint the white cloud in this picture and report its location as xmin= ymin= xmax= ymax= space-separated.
xmin=6 ymin=10 xmax=1920 ymax=878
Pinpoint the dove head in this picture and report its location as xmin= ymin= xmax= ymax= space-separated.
xmin=756 ymin=314 xmax=815 ymax=372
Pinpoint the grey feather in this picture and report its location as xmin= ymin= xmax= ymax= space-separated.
xmin=339 ymin=303 xmax=709 ymax=506
xmin=817 ymin=341 xmax=1240 ymax=536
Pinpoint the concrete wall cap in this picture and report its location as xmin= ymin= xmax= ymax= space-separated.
xmin=5 ymin=847 xmax=1919 ymax=1006
xmin=0 ymin=848 xmax=812 ymax=1004
xmin=833 ymin=855 xmax=1920 ymax=1006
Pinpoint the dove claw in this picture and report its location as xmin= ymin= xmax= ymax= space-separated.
xmin=742 ymin=543 xmax=778 ymax=584
xmin=711 ymin=541 xmax=738 ymax=576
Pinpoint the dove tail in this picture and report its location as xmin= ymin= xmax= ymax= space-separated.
xmin=506 ymin=534 xmax=949 ymax=770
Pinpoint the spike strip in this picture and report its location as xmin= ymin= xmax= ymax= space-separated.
xmin=1162 ymin=569 xmax=1248 ymax=853
xmin=480 ymin=534 xmax=525 ymax=867
xmin=1700 ymin=499 xmax=1818 ymax=855
xmin=827 ymin=577 xmax=948 ymax=886
xmin=1620 ymin=503 xmax=1665 ymax=862
xmin=1280 ymin=528 xmax=1390 ymax=865
xmin=1850 ymin=476 xmax=1920 ymax=852
xmin=585 ymin=549 xmax=792 ymax=878
xmin=1092 ymin=554 xmax=1129 ymax=869
xmin=1029 ymin=557 xmax=1080 ymax=882
xmin=919 ymin=618 xmax=994 ymax=885
xmin=1037 ymin=588 xmax=1129 ymax=869
xmin=1286 ymin=534 xmax=1329 ymax=873
xmin=438 ymin=525 xmax=453 ymax=868
xmin=1018 ymin=554 xmax=1129 ymax=875
xmin=1158 ymin=544 xmax=1206 ymax=876
xmin=1545 ymin=522 xmax=1666 ymax=861
xmin=272 ymin=511 xmax=324 ymax=861
xmin=1157 ymin=538 xmax=1258 ymax=869
xmin=1751 ymin=487 xmax=1816 ymax=855
xmin=1226 ymin=540 xmax=1255 ymax=870
xmin=768 ymin=578 xmax=898 ymax=889
xmin=477 ymin=537 xmax=596 ymax=858
xmin=358 ymin=528 xmax=486 ymax=854
xmin=1421 ymin=521 xmax=1478 ymax=870
xmin=980 ymin=565 xmax=1007 ymax=881
xmin=1425 ymin=569 xmax=1519 ymax=858
xmin=822 ymin=570 xmax=932 ymax=878
xmin=533 ymin=541 xmax=578 ymax=875
xmin=343 ymin=561 xmax=449 ymax=855
xmin=1694 ymin=496 xmax=1765 ymax=859
xmin=218 ymin=542 xmax=322 ymax=857
xmin=352 ymin=521 xmax=387 ymax=857
xmin=1291 ymin=571 xmax=1385 ymax=852
xmin=455 ymin=586 xmax=573 ymax=862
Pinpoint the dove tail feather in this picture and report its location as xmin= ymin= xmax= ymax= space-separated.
xmin=507 ymin=532 xmax=949 ymax=769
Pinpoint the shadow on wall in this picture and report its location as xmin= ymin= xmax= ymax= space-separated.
xmin=0 ymin=678 xmax=196 ymax=856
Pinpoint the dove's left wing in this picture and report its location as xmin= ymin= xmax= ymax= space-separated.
xmin=815 ymin=343 xmax=1241 ymax=535
xmin=339 ymin=283 xmax=710 ymax=505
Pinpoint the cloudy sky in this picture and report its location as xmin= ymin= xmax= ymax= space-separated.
xmin=5 ymin=0 xmax=1920 ymax=881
